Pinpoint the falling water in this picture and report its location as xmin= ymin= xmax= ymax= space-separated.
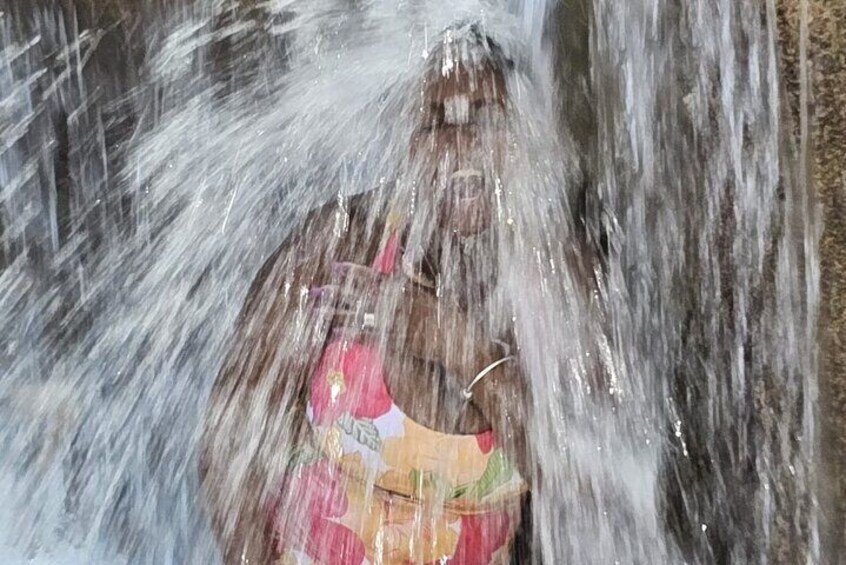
xmin=0 ymin=0 xmax=818 ymax=563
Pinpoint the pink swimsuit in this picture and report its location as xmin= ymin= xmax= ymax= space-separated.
xmin=268 ymin=233 xmax=526 ymax=565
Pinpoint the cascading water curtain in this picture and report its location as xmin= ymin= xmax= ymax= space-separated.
xmin=1 ymin=1 xmax=580 ymax=562
xmin=590 ymin=0 xmax=819 ymax=562
xmin=0 ymin=0 xmax=820 ymax=563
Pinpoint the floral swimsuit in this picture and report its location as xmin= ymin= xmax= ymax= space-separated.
xmin=268 ymin=233 xmax=526 ymax=565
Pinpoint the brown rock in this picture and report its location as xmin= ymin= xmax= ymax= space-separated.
xmin=777 ymin=0 xmax=846 ymax=559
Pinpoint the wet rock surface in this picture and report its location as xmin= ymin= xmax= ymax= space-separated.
xmin=778 ymin=0 xmax=846 ymax=559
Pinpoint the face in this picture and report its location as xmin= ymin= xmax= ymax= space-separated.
xmin=410 ymin=59 xmax=508 ymax=237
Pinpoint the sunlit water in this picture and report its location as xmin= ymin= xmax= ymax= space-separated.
xmin=0 ymin=0 xmax=818 ymax=563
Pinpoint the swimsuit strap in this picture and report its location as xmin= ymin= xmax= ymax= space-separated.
xmin=371 ymin=229 xmax=400 ymax=274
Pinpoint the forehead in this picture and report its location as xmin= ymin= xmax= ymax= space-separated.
xmin=422 ymin=62 xmax=507 ymax=107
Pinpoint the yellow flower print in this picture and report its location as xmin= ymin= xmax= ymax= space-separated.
xmin=319 ymin=424 xmax=343 ymax=461
xmin=327 ymin=369 xmax=346 ymax=403
xmin=380 ymin=419 xmax=490 ymax=497
xmin=370 ymin=500 xmax=459 ymax=565
xmin=331 ymin=458 xmax=461 ymax=565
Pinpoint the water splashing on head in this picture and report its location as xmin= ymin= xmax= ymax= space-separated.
xmin=387 ymin=23 xmax=517 ymax=313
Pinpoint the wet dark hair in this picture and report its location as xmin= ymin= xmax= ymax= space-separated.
xmin=427 ymin=21 xmax=514 ymax=75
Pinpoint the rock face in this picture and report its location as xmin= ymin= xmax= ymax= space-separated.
xmin=551 ymin=1 xmax=833 ymax=561
xmin=778 ymin=0 xmax=846 ymax=559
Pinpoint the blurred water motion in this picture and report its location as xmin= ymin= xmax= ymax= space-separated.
xmin=0 ymin=0 xmax=818 ymax=563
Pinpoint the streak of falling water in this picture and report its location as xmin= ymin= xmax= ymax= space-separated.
xmin=589 ymin=0 xmax=819 ymax=562
xmin=0 ymin=0 xmax=819 ymax=564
